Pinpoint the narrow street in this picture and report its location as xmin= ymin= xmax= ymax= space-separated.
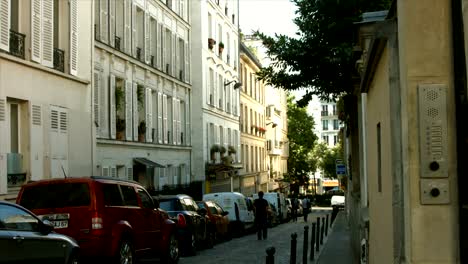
xmin=179 ymin=209 xmax=333 ymax=264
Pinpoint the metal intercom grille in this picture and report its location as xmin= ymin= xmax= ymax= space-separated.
xmin=418 ymin=84 xmax=448 ymax=178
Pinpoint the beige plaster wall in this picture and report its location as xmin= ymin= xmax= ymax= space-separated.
xmin=397 ymin=0 xmax=459 ymax=262
xmin=366 ymin=47 xmax=395 ymax=264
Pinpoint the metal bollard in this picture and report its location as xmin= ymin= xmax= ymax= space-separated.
xmin=310 ymin=222 xmax=316 ymax=260
xmin=303 ymin=226 xmax=309 ymax=264
xmin=266 ymin=246 xmax=275 ymax=264
xmin=320 ymin=217 xmax=325 ymax=245
xmin=325 ymin=214 xmax=329 ymax=236
xmin=290 ymin=233 xmax=297 ymax=264
xmin=316 ymin=217 xmax=320 ymax=252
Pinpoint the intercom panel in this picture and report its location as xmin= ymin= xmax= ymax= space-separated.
xmin=418 ymin=84 xmax=448 ymax=178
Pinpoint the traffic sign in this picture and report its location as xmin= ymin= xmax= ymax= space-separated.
xmin=336 ymin=164 xmax=346 ymax=175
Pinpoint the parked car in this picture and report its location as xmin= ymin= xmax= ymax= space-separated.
xmin=331 ymin=195 xmax=346 ymax=210
xmin=16 ymin=176 xmax=179 ymax=264
xmin=203 ymin=192 xmax=255 ymax=237
xmin=155 ymin=194 xmax=213 ymax=256
xmin=0 ymin=201 xmax=80 ymax=264
xmin=196 ymin=200 xmax=230 ymax=241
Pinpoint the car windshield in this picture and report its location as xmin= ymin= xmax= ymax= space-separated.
xmin=20 ymin=183 xmax=91 ymax=209
xmin=159 ymin=199 xmax=183 ymax=211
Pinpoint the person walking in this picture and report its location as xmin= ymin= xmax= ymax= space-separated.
xmin=291 ymin=198 xmax=299 ymax=222
xmin=253 ymin=191 xmax=269 ymax=240
xmin=302 ymin=196 xmax=311 ymax=222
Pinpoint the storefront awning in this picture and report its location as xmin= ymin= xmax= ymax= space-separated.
xmin=133 ymin=157 xmax=165 ymax=168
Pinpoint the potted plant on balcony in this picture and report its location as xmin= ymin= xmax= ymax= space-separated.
xmin=116 ymin=118 xmax=125 ymax=140
xmin=208 ymin=38 xmax=216 ymax=50
xmin=210 ymin=144 xmax=220 ymax=162
xmin=218 ymin=42 xmax=225 ymax=54
xmin=228 ymin=145 xmax=236 ymax=156
xmin=138 ymin=120 xmax=146 ymax=142
xmin=219 ymin=146 xmax=227 ymax=158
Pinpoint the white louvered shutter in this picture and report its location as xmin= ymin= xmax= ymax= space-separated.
xmin=124 ymin=0 xmax=131 ymax=53
xmin=0 ymin=98 xmax=6 ymax=194
xmin=184 ymin=41 xmax=189 ymax=82
xmin=41 ymin=0 xmax=53 ymax=67
xmin=215 ymin=125 xmax=220 ymax=145
xmin=172 ymin=97 xmax=176 ymax=144
xmin=110 ymin=75 xmax=116 ymax=139
xmin=145 ymin=88 xmax=153 ymax=142
xmin=177 ymin=99 xmax=181 ymax=145
xmin=133 ymin=83 xmax=138 ymax=141
xmin=69 ymin=0 xmax=78 ymax=76
xmin=163 ymin=94 xmax=168 ymax=144
xmin=93 ymin=71 xmax=100 ymax=133
xmin=214 ymin=74 xmax=218 ymax=107
xmin=171 ymin=33 xmax=176 ymax=76
xmin=175 ymin=37 xmax=180 ymax=79
xmin=100 ymin=0 xmax=108 ymax=43
xmin=110 ymin=167 xmax=117 ymax=178
xmin=31 ymin=0 xmax=42 ymax=63
xmin=236 ymin=130 xmax=240 ymax=162
xmin=185 ymin=95 xmax=190 ymax=145
xmin=102 ymin=166 xmax=110 ymax=177
xmin=30 ymin=104 xmax=44 ymax=180
xmin=156 ymin=23 xmax=162 ymax=69
xmin=131 ymin=3 xmax=136 ymax=56
xmin=100 ymin=72 xmax=108 ymax=138
xmin=207 ymin=123 xmax=211 ymax=159
xmin=157 ymin=92 xmax=162 ymax=143
xmin=0 ymin=0 xmax=11 ymax=52
xmin=144 ymin=13 xmax=150 ymax=64
xmin=127 ymin=167 xmax=133 ymax=180
xmin=125 ymin=80 xmax=133 ymax=140
xmin=224 ymin=127 xmax=228 ymax=150
xmin=109 ymin=0 xmax=115 ymax=47
xmin=162 ymin=27 xmax=166 ymax=72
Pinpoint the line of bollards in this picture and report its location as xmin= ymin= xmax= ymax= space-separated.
xmin=265 ymin=209 xmax=337 ymax=263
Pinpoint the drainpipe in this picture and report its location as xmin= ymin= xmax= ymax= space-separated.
xmin=451 ymin=0 xmax=468 ymax=261
xmin=90 ymin=0 xmax=95 ymax=176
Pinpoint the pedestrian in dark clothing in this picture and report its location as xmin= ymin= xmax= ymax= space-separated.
xmin=302 ymin=196 xmax=311 ymax=222
xmin=291 ymin=198 xmax=298 ymax=222
xmin=253 ymin=191 xmax=269 ymax=240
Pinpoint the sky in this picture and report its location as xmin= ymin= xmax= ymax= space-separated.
xmin=239 ymin=0 xmax=298 ymax=38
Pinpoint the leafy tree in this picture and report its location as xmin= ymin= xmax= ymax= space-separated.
xmin=319 ymin=143 xmax=344 ymax=179
xmin=254 ymin=0 xmax=392 ymax=107
xmin=285 ymin=95 xmax=318 ymax=194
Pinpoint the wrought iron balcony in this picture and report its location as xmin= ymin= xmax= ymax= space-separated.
xmin=150 ymin=55 xmax=154 ymax=67
xmin=179 ymin=70 xmax=183 ymax=80
xmin=9 ymin=29 xmax=25 ymax=59
xmin=115 ymin=36 xmax=121 ymax=51
xmin=136 ymin=47 xmax=142 ymax=61
xmin=53 ymin=48 xmax=65 ymax=72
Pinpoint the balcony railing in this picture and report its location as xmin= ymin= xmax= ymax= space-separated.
xmin=150 ymin=55 xmax=155 ymax=67
xmin=115 ymin=36 xmax=121 ymax=51
xmin=53 ymin=48 xmax=65 ymax=72
xmin=9 ymin=29 xmax=25 ymax=59
xmin=136 ymin=47 xmax=142 ymax=61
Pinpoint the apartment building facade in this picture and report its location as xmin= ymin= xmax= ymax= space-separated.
xmin=93 ymin=0 xmax=192 ymax=190
xmin=191 ymin=0 xmax=241 ymax=193
xmin=0 ymin=0 xmax=93 ymax=200
xmin=239 ymin=42 xmax=267 ymax=196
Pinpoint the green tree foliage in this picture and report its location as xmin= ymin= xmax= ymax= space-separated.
xmin=286 ymin=96 xmax=318 ymax=192
xmin=319 ymin=143 xmax=344 ymax=178
xmin=254 ymin=0 xmax=392 ymax=107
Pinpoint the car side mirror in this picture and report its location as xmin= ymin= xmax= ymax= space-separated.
xmin=222 ymin=211 xmax=229 ymax=216
xmin=39 ymin=220 xmax=55 ymax=235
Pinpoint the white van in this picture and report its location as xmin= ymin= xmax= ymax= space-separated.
xmin=253 ymin=192 xmax=288 ymax=223
xmin=203 ymin=192 xmax=255 ymax=236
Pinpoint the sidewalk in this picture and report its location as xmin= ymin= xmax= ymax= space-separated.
xmin=315 ymin=211 xmax=354 ymax=264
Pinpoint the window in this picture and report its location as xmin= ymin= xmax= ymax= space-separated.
xmin=322 ymin=135 xmax=329 ymax=144
xmin=321 ymin=105 xmax=328 ymax=116
xmin=178 ymin=38 xmax=185 ymax=80
xmin=19 ymin=183 xmax=90 ymax=209
xmin=137 ymin=189 xmax=154 ymax=209
xmin=121 ymin=185 xmax=138 ymax=206
xmin=149 ymin=17 xmax=157 ymax=66
xmin=333 ymin=135 xmax=338 ymax=146
xmin=322 ymin=120 xmax=329 ymax=131
xmin=332 ymin=105 xmax=337 ymax=115
xmin=165 ymin=29 xmax=172 ymax=74
xmin=103 ymin=184 xmax=124 ymax=206
xmin=333 ymin=119 xmax=339 ymax=130
xmin=0 ymin=204 xmax=39 ymax=231
xmin=135 ymin=7 xmax=144 ymax=61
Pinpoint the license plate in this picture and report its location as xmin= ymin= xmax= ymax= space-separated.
xmin=51 ymin=220 xmax=68 ymax=229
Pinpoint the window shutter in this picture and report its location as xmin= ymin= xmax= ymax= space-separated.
xmin=100 ymin=72 xmax=108 ymax=138
xmin=172 ymin=97 xmax=176 ymax=144
xmin=133 ymin=82 xmax=138 ymax=141
xmin=157 ymin=92 xmax=162 ymax=143
xmin=145 ymin=88 xmax=153 ymax=142
xmin=109 ymin=0 xmax=115 ymax=47
xmin=144 ymin=13 xmax=150 ymax=64
xmin=0 ymin=98 xmax=5 ymax=194
xmin=177 ymin=99 xmax=181 ymax=145
xmin=31 ymin=0 xmax=42 ymax=63
xmin=100 ymin=0 xmax=108 ymax=43
xmin=125 ymin=80 xmax=133 ymax=140
xmin=69 ymin=0 xmax=78 ymax=76
xmin=157 ymin=23 xmax=162 ymax=69
xmin=236 ymin=130 xmax=240 ymax=162
xmin=163 ymin=94 xmax=167 ymax=143
xmin=0 ymin=0 xmax=10 ymax=52
xmin=110 ymin=75 xmax=116 ymax=139
xmin=215 ymin=125 xmax=220 ymax=145
xmin=214 ymin=74 xmax=218 ymax=107
xmin=124 ymin=0 xmax=131 ymax=53
xmin=207 ymin=122 xmax=211 ymax=159
xmin=175 ymin=37 xmax=180 ymax=79
xmin=59 ymin=109 xmax=69 ymax=176
xmin=162 ymin=27 xmax=166 ymax=71
xmin=206 ymin=70 xmax=211 ymax=104
xmin=102 ymin=166 xmax=110 ymax=177
xmin=41 ymin=0 xmax=53 ymax=67
xmin=110 ymin=167 xmax=117 ymax=178
xmin=185 ymin=95 xmax=190 ymax=145
xmin=93 ymin=71 xmax=101 ymax=133
xmin=131 ymin=3 xmax=136 ymax=56
xmin=184 ymin=41 xmax=189 ymax=82
xmin=171 ymin=33 xmax=176 ymax=76
xmin=127 ymin=167 xmax=133 ymax=180
xmin=30 ymin=104 xmax=44 ymax=180
xmin=224 ymin=127 xmax=228 ymax=150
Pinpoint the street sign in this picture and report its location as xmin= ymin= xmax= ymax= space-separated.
xmin=335 ymin=159 xmax=344 ymax=164
xmin=336 ymin=164 xmax=346 ymax=175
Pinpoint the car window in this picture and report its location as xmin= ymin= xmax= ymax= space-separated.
xmin=159 ymin=199 xmax=183 ymax=211
xmin=197 ymin=202 xmax=206 ymax=210
xmin=214 ymin=203 xmax=224 ymax=214
xmin=103 ymin=184 xmax=124 ymax=206
xmin=120 ymin=185 xmax=138 ymax=206
xmin=20 ymin=183 xmax=90 ymax=209
xmin=0 ymin=204 xmax=39 ymax=231
xmin=137 ymin=189 xmax=153 ymax=209
xmin=207 ymin=205 xmax=218 ymax=215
